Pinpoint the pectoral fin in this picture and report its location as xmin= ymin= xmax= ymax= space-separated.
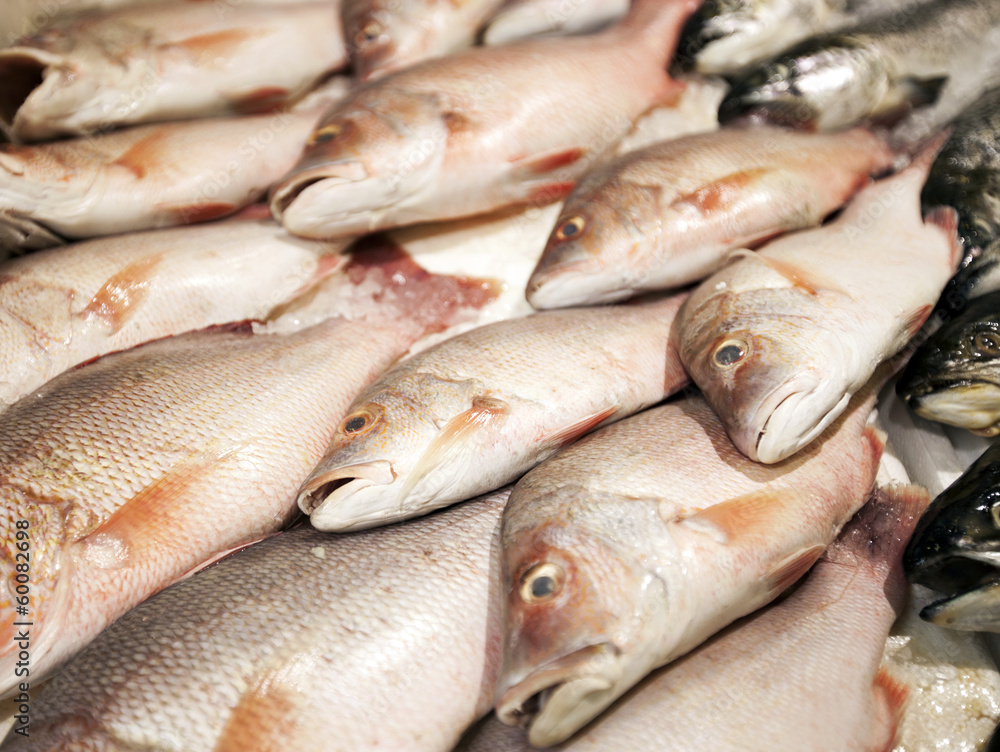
xmin=677 ymin=487 xmax=807 ymax=543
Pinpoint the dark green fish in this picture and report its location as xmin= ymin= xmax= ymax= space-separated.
xmin=904 ymin=439 xmax=1000 ymax=632
xmin=717 ymin=0 xmax=995 ymax=131
xmin=897 ymin=290 xmax=1000 ymax=435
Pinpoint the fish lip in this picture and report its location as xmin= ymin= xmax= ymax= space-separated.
xmin=902 ymin=380 xmax=1000 ymax=434
xmin=297 ymin=460 xmax=395 ymax=524
xmin=921 ymin=575 xmax=1000 ymax=631
xmin=269 ymin=162 xmax=370 ymax=220
xmin=526 ymin=266 xmax=631 ymax=309
xmin=745 ymin=371 xmax=838 ymax=463
xmin=496 ymin=643 xmax=620 ymax=745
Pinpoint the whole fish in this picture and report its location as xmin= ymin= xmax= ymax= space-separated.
xmin=904 ymin=438 xmax=1000 ymax=633
xmin=270 ymin=0 xmax=698 ymax=239
xmin=527 ymin=126 xmax=893 ymax=309
xmin=676 ymin=149 xmax=961 ymax=464
xmin=0 ymin=216 xmax=350 ymax=410
xmin=0 ymin=79 xmax=350 ymax=250
xmin=678 ymin=0 xmax=850 ymax=75
xmin=297 ymin=293 xmax=690 ymax=532
xmin=0 ymin=247 xmax=494 ymax=696
xmin=482 ymin=0 xmax=628 ymax=45
xmin=494 ymin=380 xmax=886 ymax=746
xmin=896 ymin=291 xmax=1000 ymax=435
xmin=922 ymin=85 xmax=1000 ymax=312
xmin=342 ymin=0 xmax=507 ymax=81
xmin=717 ymin=0 xmax=998 ymax=132
xmin=0 ymin=1 xmax=347 ymax=142
xmin=462 ymin=486 xmax=924 ymax=752
xmin=2 ymin=488 xmax=510 ymax=751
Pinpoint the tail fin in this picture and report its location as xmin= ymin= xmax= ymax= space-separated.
xmin=615 ymin=0 xmax=704 ymax=62
xmin=829 ymin=484 xmax=930 ymax=565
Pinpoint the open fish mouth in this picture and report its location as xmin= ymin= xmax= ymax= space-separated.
xmin=0 ymin=48 xmax=61 ymax=136
xmin=903 ymin=381 xmax=1000 ymax=435
xmin=497 ymin=643 xmax=620 ymax=747
xmin=911 ymin=550 xmax=1000 ymax=631
xmin=297 ymin=460 xmax=396 ymax=530
xmin=747 ymin=373 xmax=845 ymax=463
xmin=270 ymin=161 xmax=370 ymax=219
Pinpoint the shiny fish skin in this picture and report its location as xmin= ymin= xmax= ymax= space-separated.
xmin=677 ymin=149 xmax=960 ymax=464
xmin=0 ymin=79 xmax=350 ymax=250
xmin=298 ymin=293 xmax=690 ymax=532
xmin=0 ymin=217 xmax=349 ymax=410
xmin=494 ymin=383 xmax=886 ymax=747
xmin=270 ymin=0 xmax=699 ymax=239
xmin=482 ymin=0 xmax=629 ymax=45
xmin=462 ymin=485 xmax=924 ymax=752
xmin=718 ymin=0 xmax=999 ymax=132
xmin=896 ymin=290 xmax=1000 ymax=435
xmin=3 ymin=489 xmax=510 ymax=751
xmin=0 ymin=1 xmax=347 ymax=142
xmin=527 ymin=126 xmax=893 ymax=308
xmin=0 ymin=249 xmax=494 ymax=696
xmin=343 ymin=0 xmax=507 ymax=82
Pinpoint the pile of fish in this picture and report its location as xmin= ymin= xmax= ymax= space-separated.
xmin=1 ymin=0 xmax=1000 ymax=749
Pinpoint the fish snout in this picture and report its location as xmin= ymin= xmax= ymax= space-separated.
xmin=297 ymin=460 xmax=397 ymax=531
xmin=750 ymin=371 xmax=848 ymax=463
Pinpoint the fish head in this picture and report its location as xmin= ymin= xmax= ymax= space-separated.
xmin=269 ymin=89 xmax=450 ymax=238
xmin=678 ymin=0 xmax=764 ymax=67
xmin=496 ymin=489 xmax=676 ymax=746
xmin=299 ymin=374 xmax=482 ymax=531
xmin=343 ymin=3 xmax=413 ymax=82
xmin=680 ymin=284 xmax=855 ymax=462
xmin=527 ymin=181 xmax=663 ymax=308
xmin=905 ymin=447 xmax=1000 ymax=631
xmin=718 ymin=37 xmax=890 ymax=131
xmin=897 ymin=295 xmax=1000 ymax=435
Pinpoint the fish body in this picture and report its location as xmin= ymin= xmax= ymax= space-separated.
xmin=463 ymin=485 xmax=923 ymax=751
xmin=527 ymin=126 xmax=893 ymax=308
xmin=495 ymin=383 xmax=886 ymax=746
xmin=0 ymin=79 xmax=350 ymax=250
xmin=270 ymin=0 xmax=698 ymax=239
xmin=0 ymin=217 xmax=350 ymax=410
xmin=718 ymin=0 xmax=998 ymax=131
xmin=343 ymin=0 xmax=508 ymax=81
xmin=0 ymin=1 xmax=347 ymax=141
xmin=482 ymin=0 xmax=629 ymax=45
xmin=297 ymin=293 xmax=690 ymax=532
xmin=3 ymin=489 xmax=510 ymax=751
xmin=896 ymin=290 xmax=1000 ymax=435
xmin=0 ymin=248 xmax=494 ymax=695
xmin=677 ymin=151 xmax=960 ymax=464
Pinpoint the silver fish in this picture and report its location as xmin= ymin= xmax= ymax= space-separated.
xmin=482 ymin=0 xmax=629 ymax=45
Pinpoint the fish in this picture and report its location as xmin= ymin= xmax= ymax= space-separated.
xmin=1 ymin=488 xmax=510 ymax=751
xmin=482 ymin=0 xmax=628 ymax=46
xmin=904 ymin=438 xmax=1000 ymax=633
xmin=676 ymin=146 xmax=961 ymax=464
xmin=526 ymin=125 xmax=893 ymax=308
xmin=0 ymin=245 xmax=496 ymax=696
xmin=297 ymin=293 xmax=690 ymax=532
xmin=896 ymin=291 xmax=1000 ymax=436
xmin=678 ymin=0 xmax=850 ymax=75
xmin=0 ymin=79 xmax=350 ymax=251
xmin=270 ymin=0 xmax=699 ymax=239
xmin=921 ymin=85 xmax=1000 ymax=313
xmin=0 ymin=1 xmax=347 ymax=142
xmin=494 ymin=376 xmax=887 ymax=747
xmin=0 ymin=216 xmax=351 ymax=410
xmin=462 ymin=485 xmax=925 ymax=752
xmin=342 ymin=0 xmax=508 ymax=82
xmin=717 ymin=0 xmax=998 ymax=132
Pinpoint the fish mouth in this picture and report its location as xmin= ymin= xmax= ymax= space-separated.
xmin=496 ymin=643 xmax=621 ymax=747
xmin=749 ymin=374 xmax=846 ymax=463
xmin=526 ymin=264 xmax=631 ymax=309
xmin=920 ymin=575 xmax=1000 ymax=632
xmin=0 ymin=48 xmax=63 ymax=139
xmin=909 ymin=547 xmax=1000 ymax=632
xmin=297 ymin=460 xmax=397 ymax=531
xmin=270 ymin=162 xmax=383 ymax=237
xmin=902 ymin=381 xmax=1000 ymax=435
xmin=0 ymin=210 xmax=65 ymax=254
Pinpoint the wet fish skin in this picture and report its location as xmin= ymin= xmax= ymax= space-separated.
xmin=343 ymin=0 xmax=507 ymax=81
xmin=677 ymin=149 xmax=960 ymax=464
xmin=717 ymin=0 xmax=996 ymax=131
xmin=4 ymin=488 xmax=510 ymax=751
xmin=0 ymin=217 xmax=350 ymax=410
xmin=482 ymin=0 xmax=628 ymax=45
xmin=464 ymin=485 xmax=924 ymax=752
xmin=298 ymin=293 xmax=690 ymax=532
xmin=270 ymin=0 xmax=698 ymax=239
xmin=896 ymin=290 xmax=1000 ymax=435
xmin=0 ymin=1 xmax=347 ymax=142
xmin=527 ymin=126 xmax=893 ymax=308
xmin=0 ymin=79 xmax=350 ymax=250
xmin=0 ymin=247 xmax=494 ymax=696
xmin=495 ymin=380 xmax=886 ymax=747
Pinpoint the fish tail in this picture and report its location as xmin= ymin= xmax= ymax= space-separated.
xmin=616 ymin=0 xmax=703 ymax=62
xmin=831 ymin=484 xmax=930 ymax=564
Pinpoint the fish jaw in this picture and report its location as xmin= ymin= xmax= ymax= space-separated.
xmin=297 ymin=460 xmax=399 ymax=531
xmin=905 ymin=383 xmax=1000 ymax=435
xmin=920 ymin=577 xmax=1000 ymax=632
xmin=0 ymin=47 xmax=92 ymax=141
xmin=753 ymin=374 xmax=852 ymax=463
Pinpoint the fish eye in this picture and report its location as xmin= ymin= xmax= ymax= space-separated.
xmin=554 ymin=216 xmax=586 ymax=242
xmin=309 ymin=123 xmax=343 ymax=146
xmin=356 ymin=21 xmax=382 ymax=46
xmin=712 ymin=338 xmax=749 ymax=368
xmin=339 ymin=408 xmax=378 ymax=435
xmin=974 ymin=332 xmax=1000 ymax=356
xmin=519 ymin=562 xmax=565 ymax=603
